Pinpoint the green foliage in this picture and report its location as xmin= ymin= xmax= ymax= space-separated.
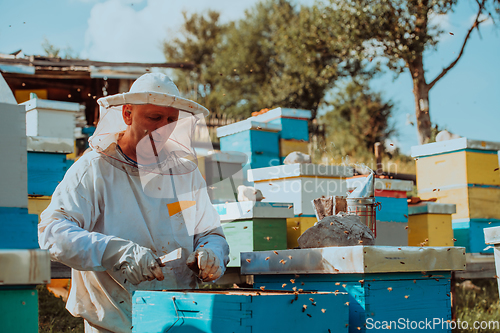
xmin=164 ymin=0 xmax=372 ymax=118
xmin=41 ymin=38 xmax=78 ymax=59
xmin=320 ymin=80 xmax=395 ymax=157
xmin=38 ymin=285 xmax=84 ymax=333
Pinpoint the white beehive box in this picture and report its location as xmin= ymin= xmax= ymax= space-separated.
xmin=22 ymin=98 xmax=79 ymax=139
xmin=248 ymin=164 xmax=353 ymax=216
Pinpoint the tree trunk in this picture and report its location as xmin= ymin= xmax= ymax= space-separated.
xmin=410 ymin=57 xmax=431 ymax=145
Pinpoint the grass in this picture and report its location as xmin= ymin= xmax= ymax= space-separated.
xmin=38 ymin=278 xmax=500 ymax=333
xmin=454 ymin=279 xmax=500 ymax=333
xmin=38 ymin=285 xmax=83 ymax=333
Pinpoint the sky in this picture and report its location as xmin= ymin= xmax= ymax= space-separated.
xmin=1 ymin=0 xmax=499 ymax=154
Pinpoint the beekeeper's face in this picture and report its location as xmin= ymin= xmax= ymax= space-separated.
xmin=122 ymin=104 xmax=179 ymax=149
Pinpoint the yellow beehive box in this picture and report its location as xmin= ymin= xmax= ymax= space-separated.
xmin=412 ymin=138 xmax=500 ymax=191
xmin=279 ymin=139 xmax=309 ymax=158
xmin=419 ymin=186 xmax=500 ymax=220
xmin=408 ymin=202 xmax=456 ymax=247
xmin=286 ymin=216 xmax=317 ymax=248
xmin=28 ymin=196 xmax=51 ymax=221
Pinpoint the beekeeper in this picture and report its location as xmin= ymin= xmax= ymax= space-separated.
xmin=38 ymin=73 xmax=230 ymax=333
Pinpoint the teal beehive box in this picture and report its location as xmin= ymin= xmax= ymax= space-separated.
xmin=132 ymin=289 xmax=349 ymax=333
xmin=251 ymin=107 xmax=312 ymax=142
xmin=217 ymin=119 xmax=281 ymax=170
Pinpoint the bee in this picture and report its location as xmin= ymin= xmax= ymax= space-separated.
xmin=405 ymin=226 xmax=409 ymax=230
xmin=405 ymin=295 xmax=409 ymax=299
xmin=260 ymin=286 xmax=266 ymax=291
xmin=342 ymin=284 xmax=346 ymax=288
xmin=302 ymin=305 xmax=307 ymax=312
xmin=292 ymin=226 xmax=299 ymax=230
xmin=400 ymin=262 xmax=405 ymax=264
xmin=309 ymin=298 xmax=314 ymax=302
xmin=288 ymin=255 xmax=293 ymax=260
xmin=344 ymin=231 xmax=349 ymax=234
xmin=288 ymin=205 xmax=293 ymax=209
xmin=358 ymin=240 xmax=363 ymax=244
xmin=307 ymin=314 xmax=312 ymax=318
xmin=359 ymin=279 xmax=364 ymax=284
xmin=452 ymin=238 xmax=457 ymax=242
xmin=233 ymin=284 xmax=240 ymax=289
xmin=345 ymin=302 xmax=350 ymax=306
xmin=335 ymin=282 xmax=341 ymax=286
xmin=290 ymin=279 xmax=295 ymax=284
xmin=292 ymin=287 xmax=297 ymax=292
xmin=404 ymin=214 xmax=408 ymax=218
xmin=387 ymin=287 xmax=393 ymax=291
xmin=282 ymin=283 xmax=287 ymax=288
xmin=301 ymin=282 xmax=305 ymax=286
xmin=321 ymin=309 xmax=326 ymax=313
xmin=330 ymin=222 xmax=334 ymax=225
xmin=274 ymin=251 xmax=279 ymax=255
xmin=265 ymin=256 xmax=270 ymax=261
xmin=246 ymin=259 xmax=251 ymax=263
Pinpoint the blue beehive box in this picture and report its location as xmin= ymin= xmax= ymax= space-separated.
xmin=375 ymin=196 xmax=408 ymax=223
xmin=242 ymin=246 xmax=466 ymax=333
xmin=453 ymin=218 xmax=500 ymax=254
xmin=217 ymin=120 xmax=281 ymax=170
xmin=0 ymin=208 xmax=38 ymax=249
xmin=27 ymin=152 xmax=71 ymax=196
xmin=132 ymin=289 xmax=349 ymax=333
xmin=251 ymin=107 xmax=312 ymax=142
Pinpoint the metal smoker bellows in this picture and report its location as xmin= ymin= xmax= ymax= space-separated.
xmin=346 ymin=197 xmax=380 ymax=236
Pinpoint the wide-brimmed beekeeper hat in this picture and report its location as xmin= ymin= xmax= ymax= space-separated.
xmin=97 ymin=73 xmax=209 ymax=117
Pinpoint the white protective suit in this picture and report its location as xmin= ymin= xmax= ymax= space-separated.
xmin=38 ymin=74 xmax=230 ymax=333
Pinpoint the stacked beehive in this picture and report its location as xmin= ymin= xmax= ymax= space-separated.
xmin=250 ymin=107 xmax=312 ymax=163
xmin=21 ymin=98 xmax=79 ymax=219
xmin=412 ymin=138 xmax=500 ymax=253
xmin=248 ymin=164 xmax=353 ymax=248
xmin=0 ymin=99 xmax=50 ymax=332
xmin=214 ymin=201 xmax=293 ymax=267
xmin=346 ymin=176 xmax=413 ymax=245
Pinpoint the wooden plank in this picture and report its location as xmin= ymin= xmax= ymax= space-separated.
xmin=0 ymin=288 xmax=38 ymax=333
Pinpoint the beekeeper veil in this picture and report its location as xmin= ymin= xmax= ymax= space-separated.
xmin=89 ymin=73 xmax=244 ymax=199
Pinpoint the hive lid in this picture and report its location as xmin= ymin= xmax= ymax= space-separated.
xmin=21 ymin=98 xmax=80 ymax=112
xmin=248 ymin=163 xmax=354 ymax=181
xmin=215 ymin=201 xmax=294 ymax=221
xmin=241 ymin=246 xmax=466 ymax=274
xmin=408 ymin=202 xmax=457 ymax=215
xmin=411 ymin=137 xmax=500 ymax=158
xmin=205 ymin=151 xmax=247 ymax=164
xmin=0 ymin=249 xmax=51 ymax=285
xmin=27 ymin=136 xmax=74 ymax=153
xmin=347 ymin=176 xmax=413 ymax=192
xmin=484 ymin=226 xmax=500 ymax=244
xmin=216 ymin=119 xmax=281 ymax=138
xmin=251 ymin=107 xmax=312 ymax=122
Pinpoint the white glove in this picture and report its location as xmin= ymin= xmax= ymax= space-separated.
xmin=102 ymin=237 xmax=164 ymax=285
xmin=186 ymin=248 xmax=222 ymax=282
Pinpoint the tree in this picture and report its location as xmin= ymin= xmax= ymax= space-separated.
xmin=328 ymin=0 xmax=499 ymax=144
xmin=321 ymin=80 xmax=396 ymax=157
xmin=41 ymin=38 xmax=78 ymax=59
xmin=164 ymin=0 xmax=372 ymax=118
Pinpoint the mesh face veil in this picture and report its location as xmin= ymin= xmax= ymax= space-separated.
xmin=88 ymin=73 xmax=246 ymax=199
